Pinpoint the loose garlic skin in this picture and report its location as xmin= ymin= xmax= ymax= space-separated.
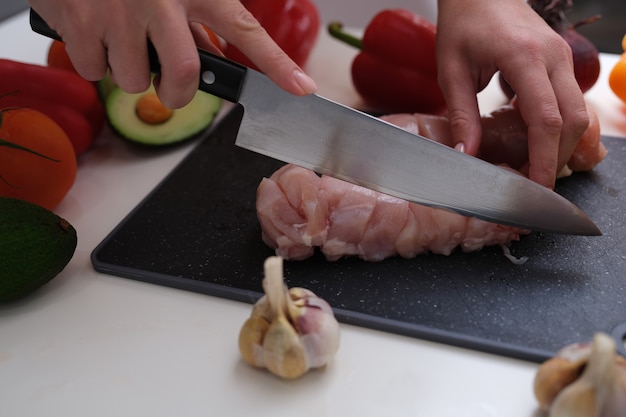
xmin=238 ymin=257 xmax=341 ymax=379
xmin=534 ymin=333 xmax=626 ymax=417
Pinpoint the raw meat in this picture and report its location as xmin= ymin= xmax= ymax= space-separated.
xmin=256 ymin=106 xmax=606 ymax=262
xmin=257 ymin=165 xmax=527 ymax=261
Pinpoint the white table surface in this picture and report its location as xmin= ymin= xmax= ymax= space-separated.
xmin=1 ymin=9 xmax=625 ymax=417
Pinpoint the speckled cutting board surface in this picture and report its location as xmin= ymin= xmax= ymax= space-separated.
xmin=92 ymin=106 xmax=626 ymax=362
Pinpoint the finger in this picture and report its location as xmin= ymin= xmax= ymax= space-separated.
xmin=32 ymin=4 xmax=108 ymax=81
xmin=505 ymin=64 xmax=561 ymax=189
xmin=437 ymin=62 xmax=483 ymax=156
xmin=550 ymin=69 xmax=590 ymax=171
xmin=105 ymin=23 xmax=152 ymax=95
xmin=193 ymin=0 xmax=317 ymax=96
xmin=147 ymin=9 xmax=201 ymax=108
xmin=63 ymin=32 xmax=108 ymax=82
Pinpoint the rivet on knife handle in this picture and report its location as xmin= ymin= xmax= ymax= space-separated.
xmin=29 ymin=8 xmax=247 ymax=103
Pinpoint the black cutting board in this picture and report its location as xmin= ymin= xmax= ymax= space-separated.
xmin=92 ymin=106 xmax=626 ymax=362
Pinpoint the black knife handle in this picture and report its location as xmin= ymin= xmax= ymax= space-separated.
xmin=29 ymin=8 xmax=246 ymax=103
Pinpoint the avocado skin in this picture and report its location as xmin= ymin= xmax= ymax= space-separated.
xmin=0 ymin=197 xmax=77 ymax=302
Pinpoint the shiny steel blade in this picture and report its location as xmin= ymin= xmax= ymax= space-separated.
xmin=235 ymin=70 xmax=600 ymax=236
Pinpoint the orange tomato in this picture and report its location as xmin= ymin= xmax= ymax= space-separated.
xmin=608 ymin=35 xmax=626 ymax=104
xmin=47 ymin=40 xmax=77 ymax=74
xmin=0 ymin=107 xmax=77 ymax=210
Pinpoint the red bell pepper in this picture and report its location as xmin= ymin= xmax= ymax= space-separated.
xmin=328 ymin=9 xmax=446 ymax=115
xmin=225 ymin=0 xmax=320 ymax=69
xmin=0 ymin=59 xmax=104 ymax=155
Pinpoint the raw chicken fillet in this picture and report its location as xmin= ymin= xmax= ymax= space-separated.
xmin=256 ymin=106 xmax=606 ymax=262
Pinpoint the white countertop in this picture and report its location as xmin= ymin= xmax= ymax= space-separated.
xmin=1 ymin=9 xmax=625 ymax=417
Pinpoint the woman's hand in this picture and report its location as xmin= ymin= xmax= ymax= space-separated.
xmin=28 ymin=0 xmax=318 ymax=109
xmin=436 ymin=0 xmax=589 ymax=188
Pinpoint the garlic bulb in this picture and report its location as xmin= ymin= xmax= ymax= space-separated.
xmin=534 ymin=333 xmax=626 ymax=416
xmin=238 ymin=256 xmax=341 ymax=379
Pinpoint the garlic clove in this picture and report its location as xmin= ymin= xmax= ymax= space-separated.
xmin=546 ymin=333 xmax=626 ymax=417
xmin=534 ymin=355 xmax=588 ymax=410
xmin=605 ymin=373 xmax=626 ymax=417
xmin=262 ymin=315 xmax=308 ymax=379
xmin=549 ymin=379 xmax=600 ymax=417
xmin=300 ymin=322 xmax=340 ymax=369
xmin=286 ymin=289 xmax=340 ymax=368
xmin=238 ymin=315 xmax=270 ymax=368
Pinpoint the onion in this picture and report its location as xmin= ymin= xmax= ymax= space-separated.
xmin=500 ymin=0 xmax=600 ymax=97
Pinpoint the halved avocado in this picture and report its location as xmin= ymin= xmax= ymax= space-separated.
xmin=106 ymin=84 xmax=222 ymax=146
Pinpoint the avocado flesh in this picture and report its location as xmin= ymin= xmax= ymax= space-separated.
xmin=106 ymin=85 xmax=222 ymax=146
xmin=0 ymin=197 xmax=77 ymax=302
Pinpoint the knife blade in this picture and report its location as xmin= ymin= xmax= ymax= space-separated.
xmin=29 ymin=9 xmax=601 ymax=236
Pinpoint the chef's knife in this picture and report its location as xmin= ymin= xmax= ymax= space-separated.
xmin=30 ymin=9 xmax=601 ymax=236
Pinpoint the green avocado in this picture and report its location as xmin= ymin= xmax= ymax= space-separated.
xmin=106 ymin=84 xmax=222 ymax=146
xmin=0 ymin=197 xmax=77 ymax=302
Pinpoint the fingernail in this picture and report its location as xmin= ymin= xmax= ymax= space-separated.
xmin=294 ymin=69 xmax=318 ymax=95
xmin=454 ymin=142 xmax=465 ymax=153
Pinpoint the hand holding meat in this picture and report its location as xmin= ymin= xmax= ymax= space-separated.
xmin=436 ymin=0 xmax=589 ymax=189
